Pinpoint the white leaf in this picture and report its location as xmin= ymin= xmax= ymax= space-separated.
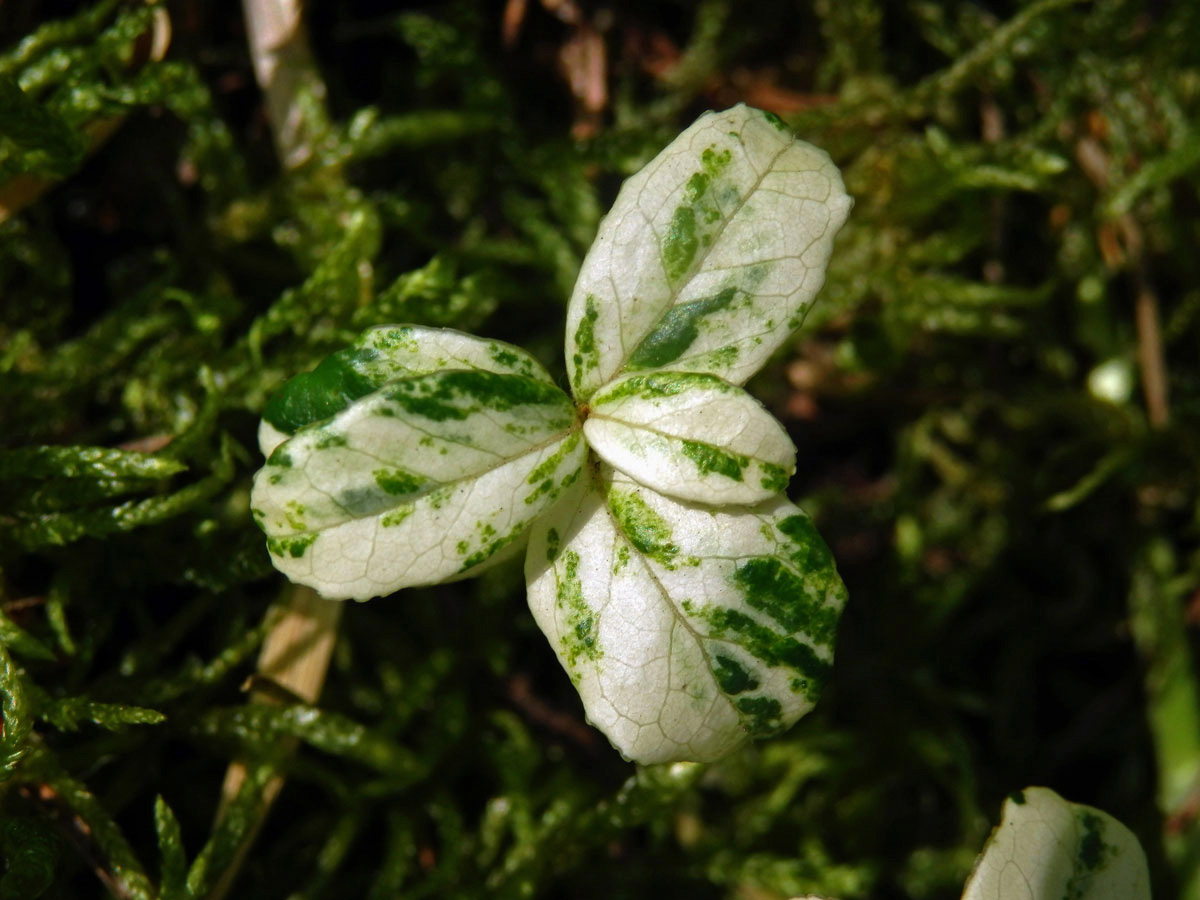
xmin=252 ymin=330 xmax=585 ymax=601
xmin=525 ymin=466 xmax=846 ymax=764
xmin=584 ymin=370 xmax=795 ymax=505
xmin=258 ymin=324 xmax=557 ymax=457
xmin=961 ymin=787 xmax=1150 ymax=900
xmin=565 ymin=104 xmax=852 ymax=400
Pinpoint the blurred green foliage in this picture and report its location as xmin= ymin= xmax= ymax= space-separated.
xmin=0 ymin=0 xmax=1197 ymax=897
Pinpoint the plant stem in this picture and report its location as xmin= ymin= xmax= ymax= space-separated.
xmin=241 ymin=0 xmax=329 ymax=170
xmin=208 ymin=584 xmax=342 ymax=900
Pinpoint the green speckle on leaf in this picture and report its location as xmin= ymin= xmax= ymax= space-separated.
xmin=266 ymin=533 xmax=316 ymax=559
xmin=381 ymin=506 xmax=414 ymax=527
xmin=1060 ymin=809 xmax=1116 ymax=900
xmin=1076 ymin=811 xmax=1111 ymax=873
xmin=734 ymin=695 xmax=784 ymax=736
xmin=592 ymin=371 xmax=734 ymax=405
xmin=701 ymin=146 xmax=733 ymax=174
xmin=266 ymin=449 xmax=293 ymax=468
xmin=660 ymin=146 xmax=735 ymax=284
xmin=572 ymin=294 xmax=600 ymax=389
xmin=759 ymin=463 xmax=790 ymax=493
xmin=488 ymin=342 xmax=533 ymax=376
xmin=776 ymin=514 xmax=839 ymax=576
xmin=373 ymin=468 xmax=427 ymax=496
xmin=283 ymin=501 xmax=307 ymax=531
xmin=606 ymin=489 xmax=678 ymax=568
xmin=314 ymin=430 xmax=348 ymax=449
xmin=459 ymin=523 xmax=524 ymax=572
xmin=526 ymin=432 xmax=583 ymax=487
xmin=732 ymin=557 xmax=840 ymax=647
xmin=387 ymin=370 xmax=570 ymax=423
xmin=627 ymin=287 xmax=738 ymax=370
xmin=712 ymin=654 xmax=759 ymax=695
xmin=686 ymin=602 xmax=830 ymax=701
xmin=545 ymin=527 xmax=561 ymax=563
xmin=663 ymin=205 xmax=698 ymax=282
xmin=1009 ymin=789 xmax=1026 ymax=805
xmin=679 ymin=440 xmax=747 ymax=481
xmin=525 ymin=478 xmax=556 ymax=506
xmin=557 ymin=550 xmax=601 ymax=667
xmin=760 ymin=109 xmax=788 ymax=131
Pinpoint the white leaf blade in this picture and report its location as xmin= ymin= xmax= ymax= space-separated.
xmin=270 ymin=430 xmax=585 ymax=600
xmin=961 ymin=787 xmax=1150 ymax=900
xmin=253 ymin=365 xmax=585 ymax=600
xmin=584 ymin=371 xmax=795 ymax=504
xmin=525 ymin=466 xmax=845 ymax=764
xmin=566 ymin=104 xmax=851 ymax=399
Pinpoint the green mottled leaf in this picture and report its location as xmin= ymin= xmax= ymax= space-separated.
xmin=585 ymin=370 xmax=795 ymax=504
xmin=565 ymin=104 xmax=851 ymax=400
xmin=525 ymin=466 xmax=846 ymax=764
xmin=961 ymin=787 xmax=1150 ymax=900
xmin=252 ymin=328 xmax=585 ymax=600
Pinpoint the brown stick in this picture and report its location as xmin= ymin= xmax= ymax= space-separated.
xmin=208 ymin=584 xmax=342 ymax=900
xmin=241 ymin=0 xmax=327 ymax=170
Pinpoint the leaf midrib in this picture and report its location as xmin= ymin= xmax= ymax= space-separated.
xmin=291 ymin=422 xmax=583 ymax=537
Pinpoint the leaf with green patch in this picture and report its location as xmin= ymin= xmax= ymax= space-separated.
xmin=258 ymin=324 xmax=557 ymax=456
xmin=584 ymin=370 xmax=795 ymax=504
xmin=961 ymin=787 xmax=1150 ymax=900
xmin=252 ymin=329 xmax=585 ymax=600
xmin=565 ymin=104 xmax=851 ymax=400
xmin=524 ymin=466 xmax=846 ymax=764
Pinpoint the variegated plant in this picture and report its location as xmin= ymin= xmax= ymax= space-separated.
xmin=960 ymin=788 xmax=1150 ymax=900
xmin=251 ymin=104 xmax=853 ymax=764
xmin=791 ymin=787 xmax=1151 ymax=900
